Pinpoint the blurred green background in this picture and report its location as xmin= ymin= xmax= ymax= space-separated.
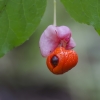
xmin=0 ymin=0 xmax=100 ymax=100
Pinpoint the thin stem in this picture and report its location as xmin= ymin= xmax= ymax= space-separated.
xmin=53 ymin=0 xmax=56 ymax=26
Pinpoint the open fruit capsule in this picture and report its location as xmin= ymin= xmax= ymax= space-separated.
xmin=46 ymin=47 xmax=78 ymax=74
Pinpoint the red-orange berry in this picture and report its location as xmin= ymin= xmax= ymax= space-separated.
xmin=46 ymin=47 xmax=78 ymax=74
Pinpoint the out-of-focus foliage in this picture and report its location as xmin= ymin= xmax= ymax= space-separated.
xmin=61 ymin=0 xmax=100 ymax=35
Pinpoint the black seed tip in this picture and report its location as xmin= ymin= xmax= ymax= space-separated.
xmin=51 ymin=55 xmax=59 ymax=67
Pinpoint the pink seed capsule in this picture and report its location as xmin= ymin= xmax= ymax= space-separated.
xmin=39 ymin=25 xmax=76 ymax=57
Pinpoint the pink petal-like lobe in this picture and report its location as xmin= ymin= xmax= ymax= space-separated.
xmin=39 ymin=25 xmax=76 ymax=57
xmin=66 ymin=37 xmax=76 ymax=49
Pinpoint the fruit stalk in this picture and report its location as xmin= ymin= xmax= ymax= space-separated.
xmin=53 ymin=0 xmax=56 ymax=26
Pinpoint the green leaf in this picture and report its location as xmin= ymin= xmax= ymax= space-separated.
xmin=0 ymin=0 xmax=47 ymax=57
xmin=60 ymin=0 xmax=100 ymax=35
